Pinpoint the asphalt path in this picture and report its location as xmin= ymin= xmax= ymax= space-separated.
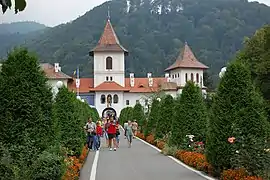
xmin=80 ymin=133 xmax=212 ymax=180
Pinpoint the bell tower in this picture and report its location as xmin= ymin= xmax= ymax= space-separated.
xmin=89 ymin=17 xmax=128 ymax=87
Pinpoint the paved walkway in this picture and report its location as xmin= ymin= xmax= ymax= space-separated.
xmin=80 ymin=133 xmax=211 ymax=180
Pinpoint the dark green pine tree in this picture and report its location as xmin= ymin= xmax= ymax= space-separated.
xmin=170 ymin=81 xmax=208 ymax=148
xmin=133 ymin=103 xmax=146 ymax=132
xmin=144 ymin=99 xmax=160 ymax=136
xmin=0 ymin=48 xmax=53 ymax=152
xmin=206 ymin=61 xmax=270 ymax=177
xmin=155 ymin=94 xmax=174 ymax=140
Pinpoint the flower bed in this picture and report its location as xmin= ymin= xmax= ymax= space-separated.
xmin=156 ymin=140 xmax=166 ymax=150
xmin=175 ymin=150 xmax=213 ymax=174
xmin=136 ymin=132 xmax=145 ymax=140
xmin=146 ymin=134 xmax=155 ymax=145
xmin=221 ymin=169 xmax=263 ymax=180
xmin=62 ymin=146 xmax=88 ymax=180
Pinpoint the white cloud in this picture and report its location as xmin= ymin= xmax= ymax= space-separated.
xmin=0 ymin=0 xmax=269 ymax=26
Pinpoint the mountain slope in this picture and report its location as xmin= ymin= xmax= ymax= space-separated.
xmin=0 ymin=21 xmax=47 ymax=34
xmin=0 ymin=21 xmax=48 ymax=57
xmin=1 ymin=0 xmax=270 ymax=86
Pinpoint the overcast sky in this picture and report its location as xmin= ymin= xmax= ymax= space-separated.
xmin=0 ymin=0 xmax=269 ymax=27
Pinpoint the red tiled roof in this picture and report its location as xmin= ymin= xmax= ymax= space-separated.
xmin=68 ymin=78 xmax=94 ymax=93
xmin=67 ymin=77 xmax=174 ymax=93
xmin=90 ymin=81 xmax=130 ymax=92
xmin=165 ymin=43 xmax=208 ymax=71
xmin=41 ymin=63 xmax=72 ymax=79
xmin=125 ymin=78 xmax=166 ymax=92
xmin=89 ymin=19 xmax=128 ymax=56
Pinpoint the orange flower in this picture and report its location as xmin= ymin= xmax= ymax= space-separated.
xmin=146 ymin=134 xmax=155 ymax=145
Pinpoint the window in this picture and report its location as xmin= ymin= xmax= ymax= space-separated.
xmin=191 ymin=73 xmax=194 ymax=82
xmin=185 ymin=73 xmax=188 ymax=82
xmin=196 ymin=73 xmax=199 ymax=83
xmin=106 ymin=76 xmax=109 ymax=81
xmin=126 ymin=100 xmax=130 ymax=105
xmin=100 ymin=94 xmax=105 ymax=104
xmin=136 ymin=100 xmax=140 ymax=104
xmin=106 ymin=56 xmax=112 ymax=70
xmin=178 ymin=73 xmax=180 ymax=78
xmin=113 ymin=94 xmax=118 ymax=104
xmin=110 ymin=76 xmax=113 ymax=81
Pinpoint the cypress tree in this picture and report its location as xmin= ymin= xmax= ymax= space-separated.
xmin=53 ymin=87 xmax=85 ymax=155
xmin=170 ymin=81 xmax=208 ymax=148
xmin=0 ymin=48 xmax=53 ymax=152
xmin=155 ymin=95 xmax=174 ymax=139
xmin=206 ymin=61 xmax=270 ymax=176
xmin=144 ymin=99 xmax=160 ymax=136
xmin=133 ymin=103 xmax=145 ymax=132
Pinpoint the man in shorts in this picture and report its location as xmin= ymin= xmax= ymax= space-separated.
xmin=107 ymin=117 xmax=117 ymax=151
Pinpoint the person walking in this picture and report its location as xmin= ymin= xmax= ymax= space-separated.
xmin=107 ymin=117 xmax=117 ymax=151
xmin=126 ymin=121 xmax=134 ymax=148
xmin=132 ymin=120 xmax=138 ymax=138
xmin=104 ymin=118 xmax=110 ymax=147
xmin=123 ymin=120 xmax=128 ymax=139
xmin=84 ymin=117 xmax=96 ymax=150
xmin=96 ymin=121 xmax=103 ymax=150
xmin=115 ymin=121 xmax=120 ymax=148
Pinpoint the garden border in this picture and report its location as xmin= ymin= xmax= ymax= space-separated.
xmin=135 ymin=136 xmax=217 ymax=180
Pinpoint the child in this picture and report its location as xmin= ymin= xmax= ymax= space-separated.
xmin=96 ymin=121 xmax=103 ymax=150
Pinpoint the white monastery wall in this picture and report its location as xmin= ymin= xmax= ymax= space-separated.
xmin=93 ymin=52 xmax=125 ymax=87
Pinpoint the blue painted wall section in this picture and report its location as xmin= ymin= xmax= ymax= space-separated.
xmin=80 ymin=93 xmax=95 ymax=106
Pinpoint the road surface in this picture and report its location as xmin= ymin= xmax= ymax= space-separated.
xmin=79 ymin=134 xmax=212 ymax=180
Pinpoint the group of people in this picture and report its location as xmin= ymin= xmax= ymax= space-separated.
xmin=84 ymin=117 xmax=139 ymax=151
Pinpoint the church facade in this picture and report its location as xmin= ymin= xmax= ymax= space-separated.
xmin=42 ymin=18 xmax=209 ymax=118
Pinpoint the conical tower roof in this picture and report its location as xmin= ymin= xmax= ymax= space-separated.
xmin=89 ymin=19 xmax=128 ymax=56
xmin=165 ymin=42 xmax=208 ymax=71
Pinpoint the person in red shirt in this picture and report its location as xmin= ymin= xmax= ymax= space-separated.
xmin=107 ymin=117 xmax=117 ymax=151
xmin=96 ymin=121 xmax=103 ymax=150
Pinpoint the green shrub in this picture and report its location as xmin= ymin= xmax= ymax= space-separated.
xmin=31 ymin=151 xmax=64 ymax=180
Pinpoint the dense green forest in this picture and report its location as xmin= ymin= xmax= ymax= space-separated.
xmin=1 ymin=0 xmax=270 ymax=86
xmin=0 ymin=21 xmax=47 ymax=58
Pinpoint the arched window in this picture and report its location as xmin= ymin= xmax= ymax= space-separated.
xmin=106 ymin=57 xmax=112 ymax=70
xmin=191 ymin=73 xmax=194 ymax=82
xmin=100 ymin=94 xmax=105 ymax=104
xmin=185 ymin=73 xmax=188 ymax=82
xmin=113 ymin=94 xmax=118 ymax=104
xmin=196 ymin=73 xmax=199 ymax=83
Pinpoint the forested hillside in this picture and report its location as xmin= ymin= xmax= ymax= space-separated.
xmin=0 ymin=21 xmax=48 ymax=58
xmin=1 ymin=0 xmax=270 ymax=86
xmin=0 ymin=21 xmax=47 ymax=34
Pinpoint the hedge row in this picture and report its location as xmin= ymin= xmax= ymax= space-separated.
xmin=0 ymin=48 xmax=98 ymax=180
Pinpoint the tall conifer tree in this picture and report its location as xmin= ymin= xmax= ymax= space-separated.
xmin=206 ymin=61 xmax=270 ymax=176
xmin=170 ymin=81 xmax=208 ymax=147
xmin=155 ymin=95 xmax=174 ymax=139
